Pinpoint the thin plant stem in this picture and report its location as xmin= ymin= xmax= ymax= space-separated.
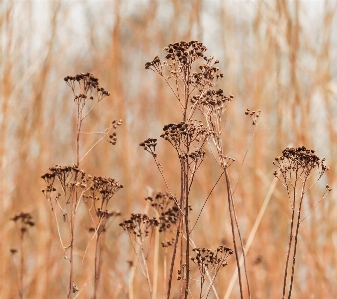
xmin=93 ymin=232 xmax=101 ymax=299
xmin=227 ymin=169 xmax=251 ymax=299
xmin=141 ymin=247 xmax=153 ymax=299
xmin=282 ymin=181 xmax=297 ymax=299
xmin=225 ymin=169 xmax=244 ymax=299
xmin=288 ymin=182 xmax=306 ymax=299
xmin=19 ymin=231 xmax=24 ymax=299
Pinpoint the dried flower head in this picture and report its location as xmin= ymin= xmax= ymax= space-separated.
xmin=64 ymin=72 xmax=110 ymax=104
xmin=273 ymin=146 xmax=329 ymax=188
xmin=41 ymin=164 xmax=86 ymax=191
xmin=119 ymin=213 xmax=159 ymax=244
xmin=245 ymin=108 xmax=261 ymax=125
xmin=160 ymin=121 xmax=210 ymax=155
xmin=11 ymin=212 xmax=35 ymax=234
xmin=145 ymin=192 xmax=175 ymax=216
xmin=140 ymin=138 xmax=158 ymax=157
xmin=191 ymin=245 xmax=233 ymax=275
xmin=87 ymin=176 xmax=123 ymax=210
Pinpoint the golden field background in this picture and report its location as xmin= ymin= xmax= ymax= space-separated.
xmin=1 ymin=0 xmax=337 ymax=298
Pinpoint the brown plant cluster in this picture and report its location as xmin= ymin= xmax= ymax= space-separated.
xmin=139 ymin=138 xmax=158 ymax=157
xmin=146 ymin=192 xmax=179 ymax=234
xmin=11 ymin=212 xmax=35 ymax=234
xmin=86 ymin=176 xmax=123 ymax=211
xmin=119 ymin=213 xmax=159 ymax=244
xmin=41 ymin=165 xmax=88 ymax=199
xmin=160 ymin=121 xmax=210 ymax=157
xmin=191 ymin=246 xmax=233 ymax=274
xmin=273 ymin=146 xmax=330 ymax=187
xmin=245 ymin=108 xmax=261 ymax=125
xmin=145 ymin=41 xmax=207 ymax=75
xmin=64 ymin=73 xmax=110 ymax=103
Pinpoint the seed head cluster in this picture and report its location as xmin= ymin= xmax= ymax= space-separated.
xmin=191 ymin=246 xmax=233 ymax=275
xmin=145 ymin=192 xmax=175 ymax=216
xmin=145 ymin=41 xmax=207 ymax=75
xmin=41 ymin=165 xmax=87 ymax=198
xmin=273 ymin=146 xmax=330 ymax=187
xmin=245 ymin=108 xmax=261 ymax=125
xmin=84 ymin=175 xmax=123 ymax=216
xmin=139 ymin=138 xmax=158 ymax=157
xmin=119 ymin=213 xmax=159 ymax=243
xmin=160 ymin=121 xmax=210 ymax=156
xmin=64 ymin=72 xmax=110 ymax=103
xmin=11 ymin=212 xmax=35 ymax=234
xmin=108 ymin=119 xmax=123 ymax=145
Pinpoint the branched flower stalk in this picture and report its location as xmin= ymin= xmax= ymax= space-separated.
xmin=41 ymin=73 xmax=121 ymax=299
xmin=10 ymin=212 xmax=35 ymax=299
xmin=191 ymin=246 xmax=233 ymax=298
xmin=273 ymin=146 xmax=331 ymax=299
xmin=119 ymin=213 xmax=159 ymax=298
xmin=143 ymin=41 xmax=238 ymax=298
xmin=41 ymin=165 xmax=90 ymax=298
xmin=84 ymin=176 xmax=123 ymax=299
xmin=145 ymin=192 xmax=180 ymax=295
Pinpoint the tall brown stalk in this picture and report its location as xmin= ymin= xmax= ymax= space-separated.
xmin=41 ymin=73 xmax=122 ymax=299
xmin=273 ymin=146 xmax=331 ymax=299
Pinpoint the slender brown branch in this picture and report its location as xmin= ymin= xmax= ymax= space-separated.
xmin=225 ymin=169 xmax=244 ymax=299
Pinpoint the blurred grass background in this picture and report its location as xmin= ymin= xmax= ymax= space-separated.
xmin=1 ymin=0 xmax=337 ymax=298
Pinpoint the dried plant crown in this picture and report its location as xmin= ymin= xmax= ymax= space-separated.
xmin=119 ymin=213 xmax=159 ymax=240
xmin=41 ymin=164 xmax=88 ymax=196
xmin=11 ymin=212 xmax=35 ymax=234
xmin=245 ymin=108 xmax=261 ymax=125
xmin=145 ymin=192 xmax=175 ymax=214
xmin=273 ymin=146 xmax=330 ymax=184
xmin=88 ymin=176 xmax=123 ymax=201
xmin=146 ymin=192 xmax=180 ymax=233
xmin=145 ymin=41 xmax=233 ymax=119
xmin=191 ymin=245 xmax=233 ymax=272
xmin=64 ymin=72 xmax=110 ymax=103
xmin=139 ymin=138 xmax=158 ymax=156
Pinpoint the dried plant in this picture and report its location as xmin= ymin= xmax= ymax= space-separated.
xmin=84 ymin=175 xmax=123 ymax=299
xmin=41 ymin=74 xmax=122 ymax=299
xmin=10 ymin=212 xmax=35 ymax=299
xmin=120 ymin=213 xmax=159 ymax=298
xmin=141 ymin=41 xmax=240 ymax=298
xmin=191 ymin=246 xmax=233 ymax=298
xmin=140 ymin=41 xmax=252 ymax=298
xmin=273 ymin=146 xmax=331 ymax=299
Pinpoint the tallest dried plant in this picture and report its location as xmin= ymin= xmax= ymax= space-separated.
xmin=141 ymin=41 xmax=249 ymax=298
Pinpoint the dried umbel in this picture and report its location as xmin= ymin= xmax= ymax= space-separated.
xmin=41 ymin=164 xmax=88 ymax=200
xmin=86 ymin=176 xmax=123 ymax=211
xmin=145 ymin=192 xmax=175 ymax=216
xmin=83 ymin=175 xmax=123 ymax=235
xmin=160 ymin=121 xmax=210 ymax=156
xmin=273 ymin=146 xmax=329 ymax=188
xmin=145 ymin=41 xmax=230 ymax=120
xmin=145 ymin=41 xmax=207 ymax=74
xmin=157 ymin=206 xmax=179 ymax=233
xmin=64 ymin=72 xmax=110 ymax=104
xmin=107 ymin=119 xmax=123 ymax=145
xmin=11 ymin=212 xmax=35 ymax=234
xmin=10 ymin=212 xmax=35 ymax=299
xmin=191 ymin=246 xmax=233 ymax=274
xmin=191 ymin=246 xmax=233 ymax=297
xmin=119 ymin=213 xmax=159 ymax=244
xmin=139 ymin=138 xmax=158 ymax=157
xmin=245 ymin=108 xmax=261 ymax=125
